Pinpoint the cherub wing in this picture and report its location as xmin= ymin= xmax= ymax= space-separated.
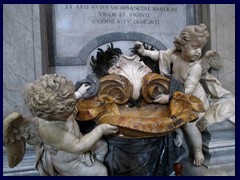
xmin=200 ymin=50 xmax=223 ymax=73
xmin=3 ymin=112 xmax=42 ymax=168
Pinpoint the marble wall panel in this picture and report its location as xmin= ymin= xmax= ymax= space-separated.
xmin=209 ymin=4 xmax=235 ymax=95
xmin=3 ymin=4 xmax=42 ymax=118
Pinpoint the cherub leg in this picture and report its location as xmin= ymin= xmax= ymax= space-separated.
xmin=182 ymin=123 xmax=204 ymax=166
xmin=92 ymin=138 xmax=108 ymax=162
xmin=173 ymin=128 xmax=184 ymax=147
xmin=81 ymin=160 xmax=108 ymax=176
xmin=66 ymin=160 xmax=108 ymax=176
xmin=52 ymin=152 xmax=108 ymax=176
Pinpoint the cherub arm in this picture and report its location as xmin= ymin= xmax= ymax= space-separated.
xmin=39 ymin=121 xmax=118 ymax=155
xmin=184 ymin=64 xmax=202 ymax=94
xmin=134 ymin=41 xmax=160 ymax=61
xmin=135 ymin=41 xmax=175 ymax=78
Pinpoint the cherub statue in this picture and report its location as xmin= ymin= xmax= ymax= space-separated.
xmin=3 ymin=74 xmax=118 ymax=176
xmin=134 ymin=24 xmax=235 ymax=166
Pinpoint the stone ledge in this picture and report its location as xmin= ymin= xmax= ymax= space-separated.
xmin=202 ymin=140 xmax=235 ymax=149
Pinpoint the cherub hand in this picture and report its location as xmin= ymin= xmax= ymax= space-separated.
xmin=75 ymin=84 xmax=90 ymax=99
xmin=153 ymin=94 xmax=170 ymax=104
xmin=134 ymin=41 xmax=145 ymax=55
xmin=173 ymin=134 xmax=183 ymax=147
xmin=78 ymin=83 xmax=90 ymax=94
xmin=98 ymin=124 xmax=118 ymax=135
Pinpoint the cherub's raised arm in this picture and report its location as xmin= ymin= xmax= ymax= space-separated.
xmin=134 ymin=41 xmax=160 ymax=61
xmin=39 ymin=122 xmax=118 ymax=154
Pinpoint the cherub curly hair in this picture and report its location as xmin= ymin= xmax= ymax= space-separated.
xmin=24 ymin=74 xmax=76 ymax=120
xmin=174 ymin=23 xmax=209 ymax=51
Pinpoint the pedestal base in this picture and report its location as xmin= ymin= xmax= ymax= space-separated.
xmin=202 ymin=120 xmax=235 ymax=168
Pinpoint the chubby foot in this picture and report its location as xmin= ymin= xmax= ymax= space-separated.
xmin=193 ymin=149 xmax=204 ymax=166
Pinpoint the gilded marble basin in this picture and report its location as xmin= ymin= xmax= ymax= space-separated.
xmin=76 ymin=91 xmax=204 ymax=138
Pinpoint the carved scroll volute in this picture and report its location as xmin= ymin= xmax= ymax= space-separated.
xmin=141 ymin=73 xmax=170 ymax=103
xmin=99 ymin=74 xmax=133 ymax=104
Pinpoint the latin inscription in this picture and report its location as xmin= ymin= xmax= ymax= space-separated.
xmin=64 ymin=4 xmax=178 ymax=25
xmin=54 ymin=4 xmax=187 ymax=58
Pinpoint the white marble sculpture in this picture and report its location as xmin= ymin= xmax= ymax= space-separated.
xmin=108 ymin=54 xmax=152 ymax=100
xmin=3 ymin=74 xmax=118 ymax=176
xmin=135 ymin=24 xmax=235 ymax=166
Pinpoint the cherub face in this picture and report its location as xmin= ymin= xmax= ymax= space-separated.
xmin=181 ymin=41 xmax=204 ymax=62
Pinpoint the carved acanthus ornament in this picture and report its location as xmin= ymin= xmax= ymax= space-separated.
xmin=108 ymin=55 xmax=151 ymax=100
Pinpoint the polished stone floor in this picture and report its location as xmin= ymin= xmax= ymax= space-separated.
xmin=3 ymin=148 xmax=235 ymax=176
xmin=178 ymin=157 xmax=235 ymax=176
